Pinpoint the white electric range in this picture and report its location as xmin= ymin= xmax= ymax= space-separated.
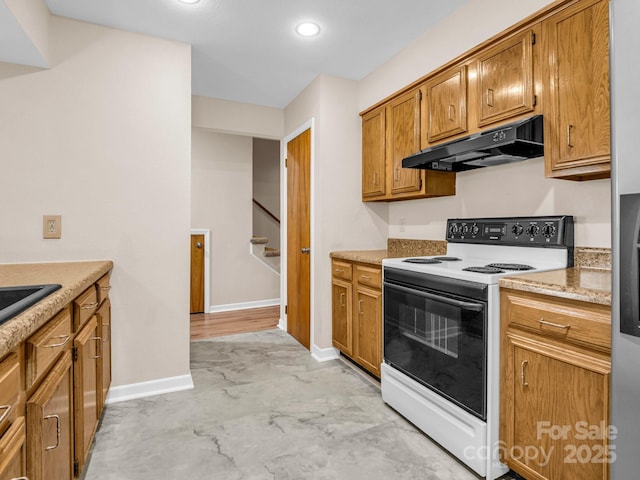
xmin=381 ymin=216 xmax=574 ymax=479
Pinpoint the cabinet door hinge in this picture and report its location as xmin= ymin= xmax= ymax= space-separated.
xmin=72 ymin=346 xmax=78 ymax=362
xmin=418 ymin=90 xmax=423 ymax=102
xmin=533 ymin=95 xmax=538 ymax=107
xmin=74 ymin=461 xmax=80 ymax=477
xmin=419 ymin=178 xmax=423 ymax=190
xmin=531 ymin=32 xmax=536 ymax=45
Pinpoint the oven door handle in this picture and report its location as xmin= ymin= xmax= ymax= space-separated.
xmin=385 ymin=282 xmax=484 ymax=312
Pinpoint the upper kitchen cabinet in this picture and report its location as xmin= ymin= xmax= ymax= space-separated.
xmin=475 ymin=29 xmax=537 ymax=127
xmin=542 ymin=0 xmax=611 ymax=180
xmin=422 ymin=65 xmax=468 ymax=145
xmin=360 ymin=88 xmax=456 ymax=202
xmin=361 ymin=107 xmax=386 ymax=199
xmin=389 ymin=89 xmax=422 ymax=195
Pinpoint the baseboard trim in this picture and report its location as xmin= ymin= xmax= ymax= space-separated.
xmin=105 ymin=374 xmax=194 ymax=405
xmin=209 ymin=298 xmax=280 ymax=313
xmin=311 ymin=344 xmax=340 ymax=363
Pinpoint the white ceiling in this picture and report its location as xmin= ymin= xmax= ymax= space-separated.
xmin=4 ymin=0 xmax=469 ymax=108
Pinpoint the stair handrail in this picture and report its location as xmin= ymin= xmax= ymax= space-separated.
xmin=252 ymin=198 xmax=280 ymax=224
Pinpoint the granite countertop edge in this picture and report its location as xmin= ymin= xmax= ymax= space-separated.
xmin=329 ymin=250 xmax=389 ymax=266
xmin=0 ymin=260 xmax=113 ymax=360
xmin=499 ymin=267 xmax=612 ymax=307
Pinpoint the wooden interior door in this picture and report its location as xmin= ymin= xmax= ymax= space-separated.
xmin=286 ymin=128 xmax=311 ymax=349
xmin=190 ymin=234 xmax=205 ymax=314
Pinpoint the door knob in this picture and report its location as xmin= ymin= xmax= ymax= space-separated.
xmin=301 ymin=247 xmax=310 ymax=254
xmin=196 ymin=242 xmax=202 ymax=249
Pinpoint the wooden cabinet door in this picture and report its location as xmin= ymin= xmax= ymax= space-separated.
xmin=331 ymin=279 xmax=353 ymax=356
xmin=476 ymin=29 xmax=536 ymax=127
xmin=27 ymin=351 xmax=74 ymax=480
xmin=543 ymin=0 xmax=610 ymax=179
xmin=389 ymin=89 xmax=422 ymax=195
xmin=0 ymin=416 xmax=27 ymax=480
xmin=74 ymin=317 xmax=100 ymax=475
xmin=97 ymin=299 xmax=111 ymax=415
xmin=354 ymin=286 xmax=382 ymax=377
xmin=361 ymin=107 xmax=386 ymax=199
xmin=505 ymin=336 xmax=610 ymax=480
xmin=424 ymin=65 xmax=467 ymax=143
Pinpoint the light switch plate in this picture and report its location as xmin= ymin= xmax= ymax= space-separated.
xmin=43 ymin=215 xmax=62 ymax=239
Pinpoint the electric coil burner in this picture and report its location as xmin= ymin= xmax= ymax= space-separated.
xmin=381 ymin=215 xmax=574 ymax=480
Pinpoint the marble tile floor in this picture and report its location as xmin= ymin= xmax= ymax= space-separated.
xmin=83 ymin=329 xmax=520 ymax=480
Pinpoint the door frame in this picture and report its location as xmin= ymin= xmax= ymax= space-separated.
xmin=280 ymin=118 xmax=315 ymax=351
xmin=190 ymin=228 xmax=211 ymax=313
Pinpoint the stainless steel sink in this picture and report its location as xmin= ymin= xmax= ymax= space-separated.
xmin=0 ymin=284 xmax=62 ymax=326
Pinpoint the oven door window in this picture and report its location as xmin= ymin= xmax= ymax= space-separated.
xmin=384 ymin=282 xmax=487 ymax=419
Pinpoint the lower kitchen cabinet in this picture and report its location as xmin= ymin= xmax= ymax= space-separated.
xmin=500 ymin=288 xmax=611 ymax=480
xmin=74 ymin=316 xmax=100 ymax=476
xmin=331 ymin=259 xmax=382 ymax=377
xmin=0 ymin=417 xmax=27 ymax=480
xmin=97 ymin=298 xmax=112 ymax=413
xmin=27 ymin=351 xmax=74 ymax=480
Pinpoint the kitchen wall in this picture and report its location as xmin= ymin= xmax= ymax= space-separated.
xmin=285 ymin=74 xmax=389 ymax=354
xmin=0 ymin=15 xmax=192 ymax=389
xmin=253 ymin=138 xmax=281 ymax=250
xmin=191 ymin=129 xmax=280 ymax=309
xmin=358 ymin=0 xmax=611 ymax=248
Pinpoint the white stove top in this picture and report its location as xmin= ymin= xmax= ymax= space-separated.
xmin=383 ymin=243 xmax=570 ymax=284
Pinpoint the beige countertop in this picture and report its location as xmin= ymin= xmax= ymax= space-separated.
xmin=0 ymin=260 xmax=113 ymax=360
xmin=499 ymin=266 xmax=612 ymax=306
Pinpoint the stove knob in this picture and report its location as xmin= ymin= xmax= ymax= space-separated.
xmin=448 ymin=223 xmax=459 ymax=236
xmin=542 ymin=223 xmax=556 ymax=238
xmin=526 ymin=223 xmax=540 ymax=236
xmin=471 ymin=224 xmax=480 ymax=235
xmin=462 ymin=224 xmax=470 ymax=234
xmin=511 ymin=224 xmax=524 ymax=236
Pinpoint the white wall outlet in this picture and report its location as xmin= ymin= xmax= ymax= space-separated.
xmin=43 ymin=215 xmax=62 ymax=239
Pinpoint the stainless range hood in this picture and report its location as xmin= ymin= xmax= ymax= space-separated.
xmin=402 ymin=115 xmax=544 ymax=172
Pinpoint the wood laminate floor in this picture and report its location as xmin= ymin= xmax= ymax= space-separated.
xmin=190 ymin=305 xmax=280 ymax=341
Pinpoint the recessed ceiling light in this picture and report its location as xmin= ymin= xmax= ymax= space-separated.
xmin=178 ymin=0 xmax=200 ymax=4
xmin=296 ymin=22 xmax=321 ymax=37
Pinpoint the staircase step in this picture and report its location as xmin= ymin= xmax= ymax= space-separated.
xmin=250 ymin=236 xmax=269 ymax=245
xmin=263 ymin=248 xmax=280 ymax=258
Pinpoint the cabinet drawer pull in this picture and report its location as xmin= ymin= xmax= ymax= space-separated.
xmin=373 ymin=172 xmax=378 ymax=185
xmin=0 ymin=404 xmax=11 ymax=424
xmin=340 ymin=293 xmax=345 ymax=307
xmin=10 ymin=477 xmax=29 ymax=480
xmin=448 ymin=104 xmax=455 ymax=121
xmin=335 ymin=268 xmax=344 ymax=274
xmin=82 ymin=302 xmax=99 ymax=310
xmin=360 ymin=275 xmax=372 ymax=280
xmin=358 ymin=300 xmax=364 ymax=315
xmin=44 ymin=414 xmax=60 ymax=451
xmin=90 ymin=337 xmax=103 ymax=359
xmin=102 ymin=324 xmax=110 ymax=342
xmin=520 ymin=360 xmax=529 ymax=387
xmin=45 ymin=334 xmax=70 ymax=348
xmin=100 ymin=286 xmax=112 ymax=291
xmin=538 ymin=318 xmax=571 ymax=330
xmin=566 ymin=124 xmax=574 ymax=148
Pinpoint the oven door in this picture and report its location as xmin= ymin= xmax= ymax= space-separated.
xmin=384 ymin=274 xmax=487 ymax=419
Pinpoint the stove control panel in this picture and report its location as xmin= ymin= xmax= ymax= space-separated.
xmin=446 ymin=215 xmax=574 ymax=248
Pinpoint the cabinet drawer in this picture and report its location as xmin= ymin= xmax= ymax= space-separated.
xmin=0 ymin=352 xmax=21 ymax=435
xmin=25 ymin=307 xmax=72 ymax=389
xmin=332 ymin=261 xmax=353 ymax=281
xmin=355 ymin=265 xmax=382 ymax=290
xmin=96 ymin=272 xmax=111 ymax=305
xmin=73 ymin=286 xmax=98 ymax=331
xmin=502 ymin=290 xmax=611 ymax=351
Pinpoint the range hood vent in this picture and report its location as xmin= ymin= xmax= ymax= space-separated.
xmin=402 ymin=115 xmax=544 ymax=172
